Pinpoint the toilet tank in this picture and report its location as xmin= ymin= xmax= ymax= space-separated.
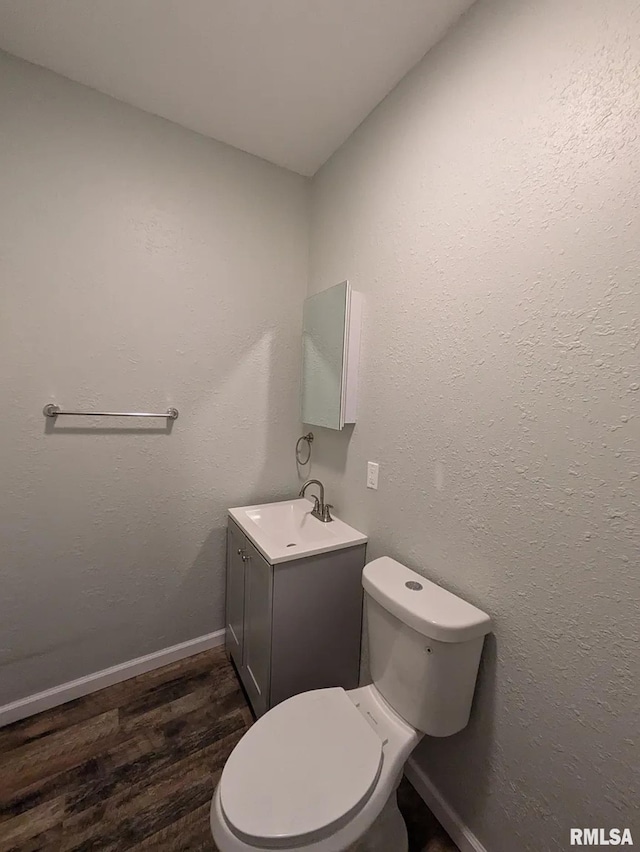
xmin=362 ymin=557 xmax=491 ymax=737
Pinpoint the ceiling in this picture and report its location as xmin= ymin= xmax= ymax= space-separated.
xmin=0 ymin=0 xmax=474 ymax=176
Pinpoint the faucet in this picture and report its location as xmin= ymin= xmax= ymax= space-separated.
xmin=299 ymin=479 xmax=333 ymax=523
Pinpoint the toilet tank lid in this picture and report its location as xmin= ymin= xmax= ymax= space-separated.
xmin=363 ymin=557 xmax=492 ymax=643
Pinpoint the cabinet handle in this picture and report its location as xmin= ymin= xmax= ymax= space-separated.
xmin=242 ymin=554 xmax=250 ymax=562
xmin=237 ymin=548 xmax=245 ymax=556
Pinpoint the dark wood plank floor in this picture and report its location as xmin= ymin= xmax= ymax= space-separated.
xmin=0 ymin=647 xmax=458 ymax=851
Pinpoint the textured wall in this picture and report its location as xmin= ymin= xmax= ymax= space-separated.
xmin=308 ymin=1 xmax=640 ymax=849
xmin=0 ymin=52 xmax=308 ymax=705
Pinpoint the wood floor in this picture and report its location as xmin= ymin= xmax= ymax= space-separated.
xmin=0 ymin=647 xmax=458 ymax=851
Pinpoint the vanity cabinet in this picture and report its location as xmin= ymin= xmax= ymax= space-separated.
xmin=226 ymin=521 xmax=246 ymax=663
xmin=225 ymin=517 xmax=366 ymax=717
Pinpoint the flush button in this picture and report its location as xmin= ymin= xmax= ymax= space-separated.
xmin=405 ymin=581 xmax=423 ymax=591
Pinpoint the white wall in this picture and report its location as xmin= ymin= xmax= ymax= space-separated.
xmin=308 ymin=1 xmax=640 ymax=849
xmin=0 ymin=51 xmax=308 ymax=705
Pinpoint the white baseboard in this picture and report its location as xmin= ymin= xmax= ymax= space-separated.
xmin=405 ymin=757 xmax=488 ymax=852
xmin=0 ymin=629 xmax=226 ymax=728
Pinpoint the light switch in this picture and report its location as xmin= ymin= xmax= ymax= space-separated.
xmin=367 ymin=462 xmax=379 ymax=490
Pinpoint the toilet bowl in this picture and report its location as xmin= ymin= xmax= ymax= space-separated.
xmin=211 ymin=556 xmax=492 ymax=852
xmin=210 ymin=684 xmax=420 ymax=851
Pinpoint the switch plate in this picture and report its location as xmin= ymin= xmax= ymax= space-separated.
xmin=367 ymin=462 xmax=379 ymax=490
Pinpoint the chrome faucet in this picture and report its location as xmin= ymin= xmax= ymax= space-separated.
xmin=299 ymin=479 xmax=333 ymax=522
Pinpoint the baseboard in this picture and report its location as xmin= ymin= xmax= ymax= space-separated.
xmin=405 ymin=757 xmax=488 ymax=852
xmin=0 ymin=629 xmax=226 ymax=728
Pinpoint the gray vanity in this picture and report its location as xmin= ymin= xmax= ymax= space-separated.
xmin=225 ymin=498 xmax=367 ymax=717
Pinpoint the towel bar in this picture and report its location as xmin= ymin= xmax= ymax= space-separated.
xmin=43 ymin=404 xmax=179 ymax=420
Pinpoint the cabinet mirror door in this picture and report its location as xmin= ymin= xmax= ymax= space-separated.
xmin=301 ymin=281 xmax=348 ymax=430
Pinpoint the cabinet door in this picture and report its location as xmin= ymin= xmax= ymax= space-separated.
xmin=242 ymin=540 xmax=273 ymax=716
xmin=225 ymin=521 xmax=246 ymax=668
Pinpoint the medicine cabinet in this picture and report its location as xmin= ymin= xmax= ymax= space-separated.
xmin=301 ymin=280 xmax=362 ymax=430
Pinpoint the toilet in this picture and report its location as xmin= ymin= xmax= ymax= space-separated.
xmin=210 ymin=556 xmax=492 ymax=852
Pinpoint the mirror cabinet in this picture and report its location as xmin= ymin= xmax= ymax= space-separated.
xmin=301 ymin=280 xmax=362 ymax=430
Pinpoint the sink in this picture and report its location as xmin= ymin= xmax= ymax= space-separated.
xmin=229 ymin=498 xmax=367 ymax=564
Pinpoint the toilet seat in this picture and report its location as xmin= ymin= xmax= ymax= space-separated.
xmin=219 ymin=688 xmax=384 ymax=848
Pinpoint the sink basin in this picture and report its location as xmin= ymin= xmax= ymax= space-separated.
xmin=229 ymin=498 xmax=367 ymax=564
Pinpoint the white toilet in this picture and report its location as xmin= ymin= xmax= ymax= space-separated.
xmin=210 ymin=556 xmax=492 ymax=852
